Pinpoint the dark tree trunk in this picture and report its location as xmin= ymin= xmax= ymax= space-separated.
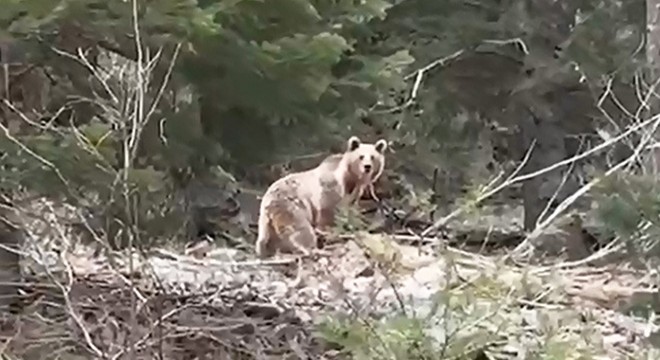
xmin=0 ymin=38 xmax=23 ymax=312
xmin=0 ymin=194 xmax=21 ymax=312
xmin=645 ymin=0 xmax=660 ymax=173
xmin=513 ymin=0 xmax=580 ymax=231
xmin=516 ymin=93 xmax=577 ymax=231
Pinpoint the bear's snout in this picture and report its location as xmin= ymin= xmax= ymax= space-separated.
xmin=363 ymin=164 xmax=372 ymax=173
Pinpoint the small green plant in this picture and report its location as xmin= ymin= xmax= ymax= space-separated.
xmin=592 ymin=173 xmax=660 ymax=260
xmin=333 ymin=202 xmax=371 ymax=235
xmin=318 ymin=315 xmax=439 ymax=360
xmin=453 ymin=180 xmax=488 ymax=218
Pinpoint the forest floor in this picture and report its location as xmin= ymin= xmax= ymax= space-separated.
xmin=4 ymin=197 xmax=660 ymax=359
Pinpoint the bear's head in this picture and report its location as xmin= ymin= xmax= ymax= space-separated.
xmin=344 ymin=136 xmax=388 ymax=182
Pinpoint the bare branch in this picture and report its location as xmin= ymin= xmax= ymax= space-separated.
xmin=371 ymin=49 xmax=464 ymax=115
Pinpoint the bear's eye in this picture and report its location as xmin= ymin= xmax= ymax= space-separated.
xmin=359 ymin=155 xmax=364 ymax=160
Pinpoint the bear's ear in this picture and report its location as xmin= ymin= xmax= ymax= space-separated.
xmin=375 ymin=139 xmax=388 ymax=153
xmin=347 ymin=136 xmax=361 ymax=151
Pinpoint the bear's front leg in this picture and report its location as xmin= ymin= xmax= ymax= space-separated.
xmin=313 ymin=207 xmax=336 ymax=245
xmin=316 ymin=207 xmax=336 ymax=230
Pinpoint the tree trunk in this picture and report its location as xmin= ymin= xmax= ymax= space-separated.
xmin=0 ymin=37 xmax=22 ymax=312
xmin=513 ymin=0 xmax=580 ymax=231
xmin=516 ymin=93 xmax=577 ymax=231
xmin=647 ymin=0 xmax=660 ymax=82
xmin=0 ymin=194 xmax=21 ymax=312
xmin=645 ymin=0 xmax=660 ymax=173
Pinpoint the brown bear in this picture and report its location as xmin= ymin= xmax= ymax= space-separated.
xmin=255 ymin=136 xmax=388 ymax=258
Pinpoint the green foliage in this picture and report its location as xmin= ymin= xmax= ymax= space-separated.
xmin=319 ymin=315 xmax=439 ymax=360
xmin=0 ymin=125 xmax=114 ymax=198
xmin=0 ymin=123 xmax=186 ymax=247
xmin=333 ymin=203 xmax=370 ymax=235
xmin=174 ymin=0 xmax=414 ymax=165
xmin=0 ymin=0 xmax=415 ymax=246
xmin=2 ymin=0 xmax=415 ymax=166
xmin=562 ymin=0 xmax=645 ymax=79
xmin=592 ymin=173 xmax=660 ymax=259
